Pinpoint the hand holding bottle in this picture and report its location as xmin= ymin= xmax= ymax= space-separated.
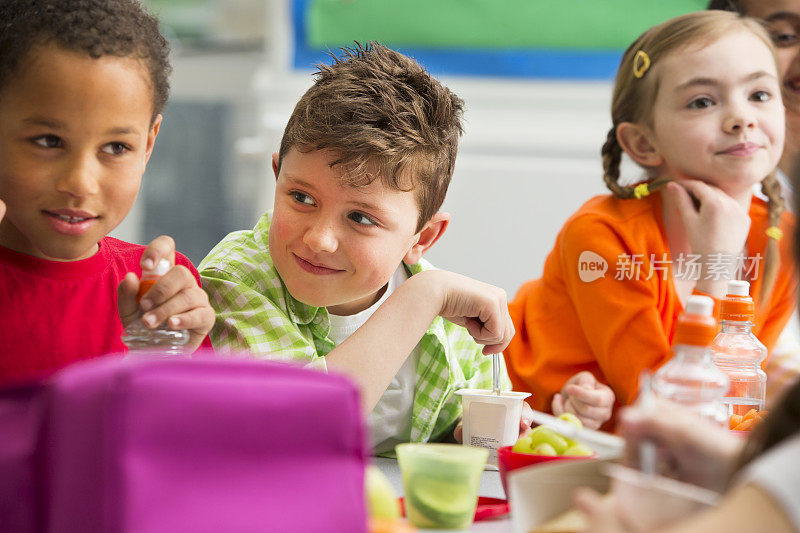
xmin=117 ymin=235 xmax=214 ymax=352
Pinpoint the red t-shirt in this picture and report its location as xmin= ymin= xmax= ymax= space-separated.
xmin=0 ymin=237 xmax=210 ymax=386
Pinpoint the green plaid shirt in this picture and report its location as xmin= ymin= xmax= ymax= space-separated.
xmin=199 ymin=210 xmax=510 ymax=444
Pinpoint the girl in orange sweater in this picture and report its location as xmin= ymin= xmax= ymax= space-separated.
xmin=505 ymin=11 xmax=798 ymax=425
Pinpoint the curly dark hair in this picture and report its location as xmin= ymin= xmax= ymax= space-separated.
xmin=278 ymin=42 xmax=465 ymax=232
xmin=0 ymin=0 xmax=171 ymax=119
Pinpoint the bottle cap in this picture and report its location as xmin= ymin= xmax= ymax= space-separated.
xmin=720 ymin=280 xmax=754 ymax=322
xmin=146 ymin=258 xmax=171 ymax=277
xmin=674 ymin=295 xmax=717 ymax=346
xmin=137 ymin=259 xmax=171 ymax=302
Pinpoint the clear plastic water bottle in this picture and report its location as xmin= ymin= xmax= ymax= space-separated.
xmin=121 ymin=259 xmax=190 ymax=354
xmin=710 ymin=280 xmax=767 ymax=421
xmin=652 ymin=295 xmax=729 ymax=426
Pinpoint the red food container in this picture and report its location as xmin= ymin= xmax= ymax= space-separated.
xmin=497 ymin=445 xmax=596 ymax=498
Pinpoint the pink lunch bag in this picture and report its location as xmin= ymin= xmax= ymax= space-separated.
xmin=0 ymin=353 xmax=367 ymax=533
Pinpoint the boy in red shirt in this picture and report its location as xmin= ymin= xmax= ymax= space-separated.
xmin=0 ymin=0 xmax=215 ymax=386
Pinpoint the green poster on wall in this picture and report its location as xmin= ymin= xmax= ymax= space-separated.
xmin=307 ymin=0 xmax=708 ymax=50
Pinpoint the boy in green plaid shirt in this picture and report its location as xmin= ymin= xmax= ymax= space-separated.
xmin=201 ymin=43 xmax=547 ymax=451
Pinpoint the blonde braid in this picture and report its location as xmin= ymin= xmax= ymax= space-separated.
xmin=602 ymin=127 xmax=630 ymax=198
xmin=758 ymin=172 xmax=785 ymax=305
xmin=601 ymin=126 xmax=673 ymax=199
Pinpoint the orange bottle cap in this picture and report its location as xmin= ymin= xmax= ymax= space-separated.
xmin=674 ymin=295 xmax=717 ymax=346
xmin=136 ymin=279 xmax=157 ymax=302
xmin=135 ymin=259 xmax=170 ymax=302
xmin=720 ymin=280 xmax=754 ymax=322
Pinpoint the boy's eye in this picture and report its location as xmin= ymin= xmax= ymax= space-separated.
xmin=687 ymin=97 xmax=714 ymax=110
xmin=750 ymin=91 xmax=771 ymax=103
xmin=348 ymin=212 xmax=376 ymax=226
xmin=33 ymin=134 xmax=63 ymax=148
xmin=292 ymin=191 xmax=315 ymax=205
xmin=101 ymin=142 xmax=131 ymax=155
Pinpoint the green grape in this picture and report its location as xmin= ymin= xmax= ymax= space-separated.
xmin=529 ymin=425 xmax=547 ymax=436
xmin=512 ymin=435 xmax=534 ymax=454
xmin=563 ymin=443 xmax=594 ymax=456
xmin=558 ymin=412 xmax=583 ymax=429
xmin=530 ymin=427 xmax=568 ymax=455
xmin=532 ymin=443 xmax=557 ymax=456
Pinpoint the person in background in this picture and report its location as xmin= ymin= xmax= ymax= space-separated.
xmin=708 ymin=0 xmax=800 ymax=409
xmin=504 ymin=10 xmax=798 ymax=427
xmin=577 ymin=382 xmax=800 ymax=531
xmin=0 ymin=0 xmax=215 ymax=387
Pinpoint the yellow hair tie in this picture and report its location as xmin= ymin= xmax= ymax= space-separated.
xmin=633 ymin=50 xmax=651 ymax=79
xmin=766 ymin=226 xmax=783 ymax=241
xmin=633 ymin=183 xmax=650 ymax=199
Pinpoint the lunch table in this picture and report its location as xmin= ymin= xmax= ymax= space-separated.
xmin=376 ymin=457 xmax=512 ymax=532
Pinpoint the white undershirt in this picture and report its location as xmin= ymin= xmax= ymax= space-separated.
xmin=327 ymin=265 xmax=418 ymax=454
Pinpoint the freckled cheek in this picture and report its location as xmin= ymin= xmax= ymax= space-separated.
xmin=269 ymin=215 xmax=296 ymax=248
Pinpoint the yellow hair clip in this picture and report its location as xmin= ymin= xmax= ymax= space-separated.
xmin=633 ymin=50 xmax=651 ymax=79
xmin=633 ymin=183 xmax=650 ymax=199
xmin=766 ymin=226 xmax=783 ymax=241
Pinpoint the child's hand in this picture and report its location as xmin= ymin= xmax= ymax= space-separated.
xmin=573 ymin=488 xmax=633 ymax=533
xmin=619 ymin=402 xmax=742 ymax=491
xmin=663 ymin=180 xmax=750 ymax=296
xmin=519 ymin=400 xmax=534 ymax=436
xmin=117 ymin=235 xmax=214 ymax=352
xmin=419 ymin=270 xmax=514 ymax=354
xmin=551 ymin=371 xmax=615 ymax=430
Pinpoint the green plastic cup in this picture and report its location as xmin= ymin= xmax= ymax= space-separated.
xmin=396 ymin=443 xmax=488 ymax=529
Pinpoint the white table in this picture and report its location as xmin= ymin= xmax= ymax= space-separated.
xmin=375 ymin=457 xmax=512 ymax=532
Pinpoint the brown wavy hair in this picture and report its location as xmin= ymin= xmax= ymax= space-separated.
xmin=602 ymin=11 xmax=785 ymax=303
xmin=277 ymin=42 xmax=465 ymax=232
xmin=0 ymin=0 xmax=171 ymax=120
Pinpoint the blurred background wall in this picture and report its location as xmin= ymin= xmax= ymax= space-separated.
xmin=116 ymin=0 xmax=706 ymax=295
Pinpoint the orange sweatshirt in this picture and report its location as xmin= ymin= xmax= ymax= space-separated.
xmin=505 ymin=193 xmax=797 ymax=418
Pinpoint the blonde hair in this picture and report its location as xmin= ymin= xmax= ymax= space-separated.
xmin=602 ymin=11 xmax=785 ymax=303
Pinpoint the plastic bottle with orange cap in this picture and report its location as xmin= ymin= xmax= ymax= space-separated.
xmin=651 ymin=294 xmax=729 ymax=426
xmin=710 ymin=280 xmax=767 ymax=422
xmin=121 ymin=258 xmax=190 ymax=354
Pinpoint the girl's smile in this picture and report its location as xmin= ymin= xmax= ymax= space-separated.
xmin=644 ymin=30 xmax=784 ymax=203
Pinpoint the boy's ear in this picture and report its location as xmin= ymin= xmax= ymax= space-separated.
xmin=403 ymin=212 xmax=450 ymax=266
xmin=616 ymin=121 xmax=662 ymax=168
xmin=143 ymin=114 xmax=163 ymax=165
xmin=271 ymin=152 xmax=280 ymax=181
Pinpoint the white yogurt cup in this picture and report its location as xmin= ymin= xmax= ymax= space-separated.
xmin=455 ymin=389 xmax=531 ymax=466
